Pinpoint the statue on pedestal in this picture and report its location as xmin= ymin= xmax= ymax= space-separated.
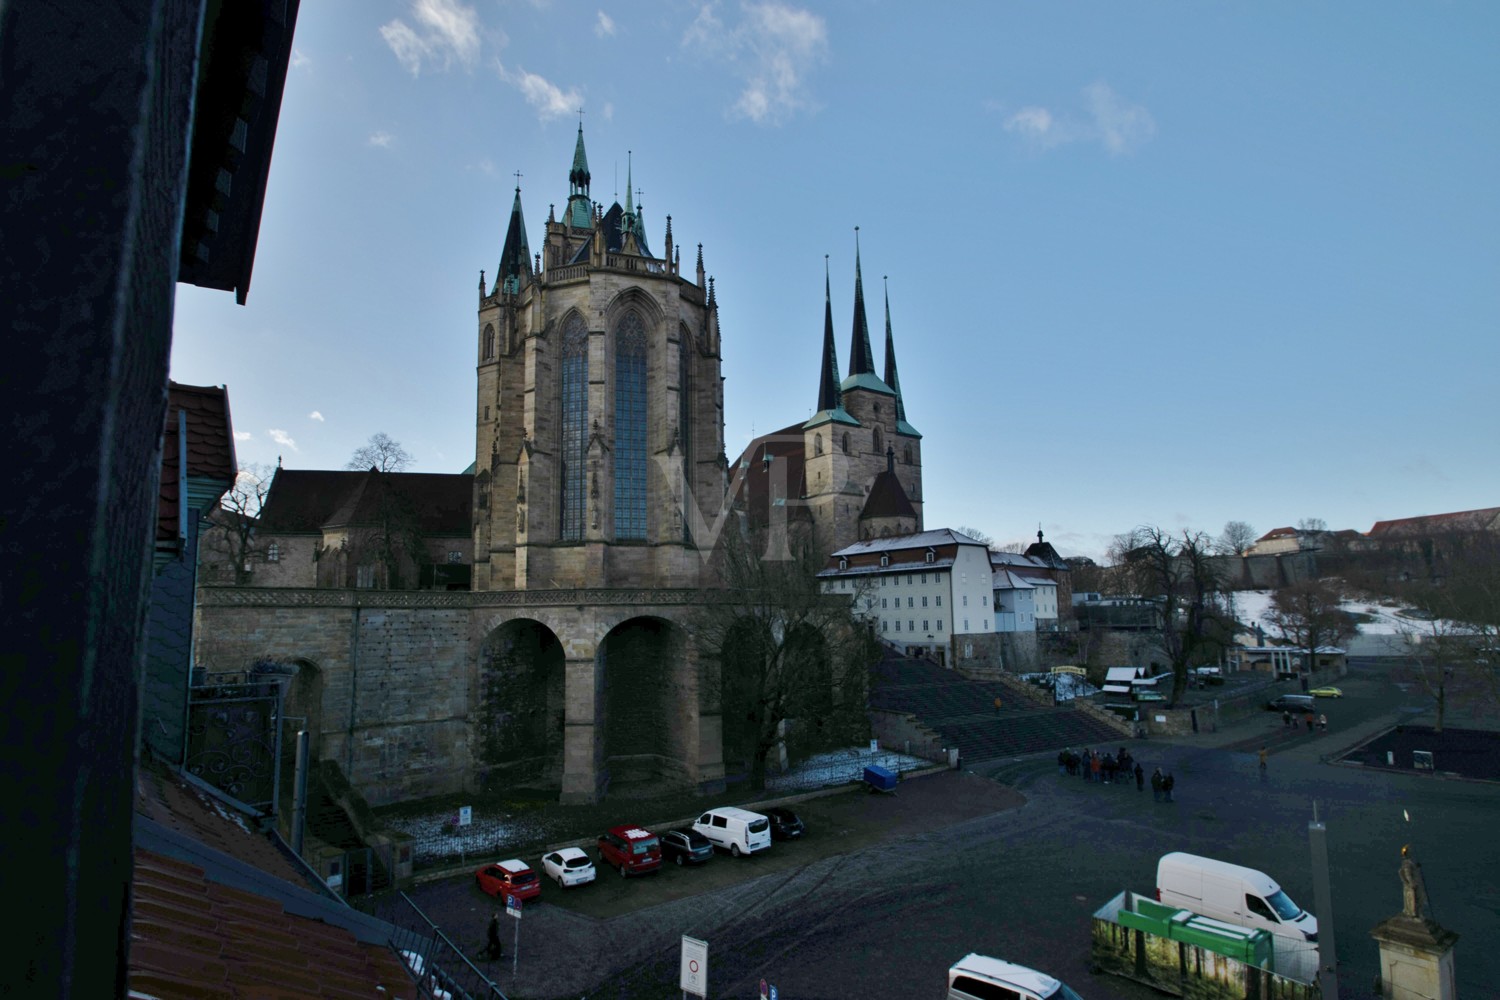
xmin=1400 ymin=844 xmax=1430 ymax=920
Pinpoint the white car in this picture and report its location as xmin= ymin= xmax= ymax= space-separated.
xmin=541 ymin=847 xmax=596 ymax=888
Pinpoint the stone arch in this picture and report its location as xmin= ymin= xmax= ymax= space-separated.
xmin=478 ymin=618 xmax=567 ymax=792
xmin=814 ymin=433 xmax=823 ymax=456
xmin=599 ymin=614 xmax=692 ymax=794
xmin=601 ymin=285 xmax=667 ymax=335
xmin=283 ymin=658 xmax=326 ymax=762
xmin=482 ymin=322 xmax=495 ymax=361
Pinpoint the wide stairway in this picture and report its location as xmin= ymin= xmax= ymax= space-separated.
xmin=870 ymin=652 xmax=1124 ymax=763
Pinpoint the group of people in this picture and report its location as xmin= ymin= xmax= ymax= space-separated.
xmin=1282 ymin=710 xmax=1329 ymax=733
xmin=1057 ymin=747 xmax=1177 ymax=802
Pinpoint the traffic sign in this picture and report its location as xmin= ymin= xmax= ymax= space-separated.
xmin=760 ymin=977 xmax=768 ymax=999
xmin=770 ymin=986 xmax=778 ymax=1000
xmin=505 ymin=893 xmax=521 ymax=919
xmin=680 ymin=935 xmax=708 ymax=997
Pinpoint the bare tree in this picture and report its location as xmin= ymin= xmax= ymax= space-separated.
xmin=1394 ymin=536 xmax=1500 ymax=727
xmin=353 ymin=476 xmax=427 ymax=589
xmin=202 ymin=463 xmax=273 ymax=584
xmin=1297 ymin=517 xmax=1328 ymax=533
xmin=1218 ymin=520 xmax=1257 ymax=556
xmin=1262 ymin=580 xmax=1355 ymax=677
xmin=954 ymin=525 xmax=995 ymax=548
xmin=346 ymin=432 xmax=415 ymax=472
xmin=695 ymin=525 xmax=875 ymax=790
xmin=1395 ymin=615 xmax=1487 ymax=733
xmin=1116 ymin=526 xmax=1234 ymax=704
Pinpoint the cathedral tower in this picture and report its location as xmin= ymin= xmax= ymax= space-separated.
xmin=473 ymin=128 xmax=726 ymax=591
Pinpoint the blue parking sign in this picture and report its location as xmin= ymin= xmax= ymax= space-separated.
xmin=770 ymin=987 xmax=778 ymax=1000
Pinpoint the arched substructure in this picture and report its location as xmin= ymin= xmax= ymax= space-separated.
xmin=719 ymin=619 xmax=847 ymax=789
xmin=478 ymin=618 xmax=566 ymax=794
xmin=283 ymin=658 xmax=326 ymax=762
xmin=599 ymin=615 xmax=695 ymax=796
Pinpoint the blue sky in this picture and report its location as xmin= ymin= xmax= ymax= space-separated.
xmin=170 ymin=1 xmax=1500 ymax=562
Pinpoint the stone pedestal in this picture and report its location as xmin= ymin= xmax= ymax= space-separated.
xmin=1370 ymin=915 xmax=1458 ymax=1000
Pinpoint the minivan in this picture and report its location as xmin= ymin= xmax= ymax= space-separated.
xmin=693 ymin=806 xmax=771 ymax=857
xmin=1156 ymin=852 xmax=1317 ymax=942
xmin=597 ymin=824 xmax=662 ymax=877
xmin=947 ymin=953 xmax=1084 ymax=1000
xmin=1266 ymin=693 xmax=1316 ymax=713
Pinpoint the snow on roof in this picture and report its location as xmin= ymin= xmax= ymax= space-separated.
xmin=992 ymin=569 xmax=1035 ymax=590
xmin=829 ymin=527 xmax=987 ymax=556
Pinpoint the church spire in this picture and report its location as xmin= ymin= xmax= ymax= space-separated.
xmin=497 ymin=183 xmax=531 ymax=295
xmin=883 ymin=277 xmax=919 ymax=437
xmin=847 ymin=228 xmax=877 ymax=377
xmin=566 ymin=122 xmax=592 ymax=229
xmin=804 ymin=255 xmax=859 ymax=432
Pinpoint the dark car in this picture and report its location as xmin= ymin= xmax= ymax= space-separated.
xmin=765 ymin=807 xmax=805 ymax=840
xmin=659 ymin=827 xmax=714 ymax=866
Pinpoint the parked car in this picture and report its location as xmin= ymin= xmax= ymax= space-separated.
xmin=541 ymin=847 xmax=596 ymax=888
xmin=597 ymin=824 xmax=663 ymax=877
xmin=765 ymin=806 xmax=805 ymax=840
xmin=1265 ymin=693 xmax=1316 ymax=713
xmin=947 ymin=953 xmax=1085 ymax=1000
xmin=659 ymin=827 xmax=715 ymax=866
xmin=693 ymin=806 xmax=772 ymax=857
xmin=475 ymin=858 xmax=541 ymax=902
xmin=1309 ymin=686 xmax=1343 ymax=698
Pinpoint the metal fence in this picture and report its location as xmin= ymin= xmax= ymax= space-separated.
xmin=378 ymin=892 xmax=508 ymax=1000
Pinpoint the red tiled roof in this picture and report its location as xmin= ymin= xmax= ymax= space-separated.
xmin=158 ymin=383 xmax=237 ymax=544
xmin=1256 ymin=526 xmax=1297 ymax=541
xmin=1368 ymin=507 xmax=1500 ymax=537
xmin=130 ymin=848 xmax=418 ymax=1000
xmin=135 ymin=765 xmax=306 ymax=886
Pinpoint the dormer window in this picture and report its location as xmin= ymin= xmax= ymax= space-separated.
xmin=880 ymin=554 xmax=890 ymax=567
xmin=839 ymin=557 xmax=848 ymax=570
xmin=924 ymin=549 xmax=935 ymax=563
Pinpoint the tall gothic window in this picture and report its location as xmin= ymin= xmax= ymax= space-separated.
xmin=560 ymin=314 xmax=588 ymax=541
xmin=614 ymin=311 xmax=647 ymax=539
xmin=873 ymin=426 xmax=883 ymax=456
xmin=482 ymin=323 xmax=495 ymax=361
xmin=678 ymin=328 xmax=693 ymax=544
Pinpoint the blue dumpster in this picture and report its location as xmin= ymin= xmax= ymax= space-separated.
xmin=863 ymin=765 xmax=897 ymax=793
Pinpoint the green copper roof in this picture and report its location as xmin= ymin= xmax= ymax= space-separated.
xmin=883 ymin=281 xmax=917 ymax=434
xmin=847 ymin=232 xmax=878 ymax=378
xmin=567 ymin=124 xmax=592 ymax=229
xmin=895 ymin=419 xmax=922 ymax=439
xmin=569 ymin=124 xmax=590 ymax=190
xmin=497 ymin=186 xmax=531 ymax=294
xmin=816 ymin=260 xmax=843 ymax=414
xmin=804 ymin=406 xmax=861 ymax=430
xmin=840 ymin=371 xmax=896 ymax=396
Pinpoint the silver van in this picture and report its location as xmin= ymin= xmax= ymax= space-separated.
xmin=947 ymin=954 xmax=1085 ymax=1000
xmin=1267 ymin=693 xmax=1315 ymax=713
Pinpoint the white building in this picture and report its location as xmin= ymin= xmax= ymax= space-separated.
xmin=819 ymin=528 xmax=995 ymax=663
xmin=989 ymin=552 xmax=1061 ymax=632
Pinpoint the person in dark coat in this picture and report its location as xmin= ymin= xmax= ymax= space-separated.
xmin=1282 ymin=710 xmax=1292 ymax=729
xmin=1163 ymin=772 xmax=1176 ymax=802
xmin=487 ymin=912 xmax=503 ymax=960
xmin=1058 ymin=749 xmax=1070 ymax=775
xmin=1151 ymin=767 xmax=1164 ymax=802
xmin=1134 ymin=761 xmax=1145 ymax=792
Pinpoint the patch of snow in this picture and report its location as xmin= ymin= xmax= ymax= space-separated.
xmin=765 ymin=746 xmax=931 ymax=792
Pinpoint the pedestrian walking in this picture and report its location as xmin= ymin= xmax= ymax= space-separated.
xmin=1163 ymin=772 xmax=1176 ymax=803
xmin=1304 ymin=711 xmax=1315 ymax=732
xmin=1319 ymin=713 xmax=1328 ymax=733
xmin=1134 ymin=762 xmax=1145 ymax=792
xmin=486 ymin=912 xmax=503 ymax=961
xmin=1090 ymin=752 xmax=1102 ymax=784
xmin=1258 ymin=747 xmax=1268 ymax=771
xmin=1282 ymin=710 xmax=1292 ymax=729
xmin=1058 ymin=749 xmax=1069 ymax=776
xmin=1151 ymin=767 xmax=1164 ymax=802
xmin=994 ymin=696 xmax=1003 ymax=715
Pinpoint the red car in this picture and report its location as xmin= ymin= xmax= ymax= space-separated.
xmin=597 ymin=824 xmax=662 ymax=877
xmin=475 ymin=858 xmax=541 ymax=902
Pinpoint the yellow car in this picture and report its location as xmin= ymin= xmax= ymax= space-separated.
xmin=1309 ymin=686 xmax=1343 ymax=698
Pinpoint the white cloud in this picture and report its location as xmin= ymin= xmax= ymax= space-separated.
xmin=1001 ymin=82 xmax=1155 ymax=156
xmin=380 ymin=0 xmax=482 ymax=77
xmin=601 ymin=101 xmax=614 ymax=122
xmin=290 ymin=48 xmax=310 ymax=71
xmin=683 ymin=1 xmax=827 ymax=126
xmin=368 ymin=131 xmax=395 ymax=148
xmin=496 ymin=61 xmax=582 ymax=121
xmin=309 ymin=411 xmax=325 ymax=422
xmin=233 ymin=431 xmax=252 ymax=442
xmin=268 ymin=429 xmax=299 ymax=451
xmin=595 ymin=11 xmax=616 ymax=37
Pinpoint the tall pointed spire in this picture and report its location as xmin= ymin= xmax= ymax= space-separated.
xmin=883 ymin=277 xmax=919 ymax=436
xmin=847 ymin=228 xmax=876 ymax=377
xmin=566 ymin=122 xmax=592 ymax=229
xmin=805 ymin=255 xmax=859 ymax=431
xmin=839 ymin=228 xmax=895 ymax=397
xmin=497 ymin=184 xmax=531 ymax=295
xmin=817 ymin=259 xmax=840 ymax=413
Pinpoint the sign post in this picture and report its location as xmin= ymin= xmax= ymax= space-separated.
xmin=506 ymin=894 xmax=521 ymax=976
xmin=679 ymin=935 xmax=708 ymax=998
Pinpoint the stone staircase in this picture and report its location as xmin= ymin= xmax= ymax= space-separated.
xmin=870 ymin=652 xmax=1125 ymax=763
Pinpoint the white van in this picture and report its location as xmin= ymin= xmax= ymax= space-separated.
xmin=947 ymin=954 xmax=1084 ymax=1000
xmin=1156 ymin=852 xmax=1318 ymax=942
xmin=692 ymin=806 xmax=771 ymax=857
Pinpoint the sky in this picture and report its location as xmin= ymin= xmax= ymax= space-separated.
xmin=170 ymin=1 xmax=1500 ymax=563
